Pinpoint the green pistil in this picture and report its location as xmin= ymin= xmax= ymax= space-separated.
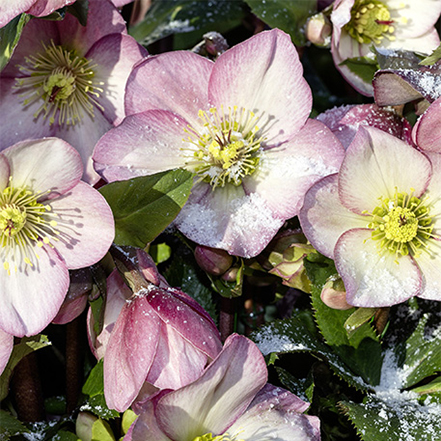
xmin=345 ymin=0 xmax=395 ymax=44
xmin=366 ymin=191 xmax=434 ymax=258
xmin=14 ymin=40 xmax=104 ymax=126
xmin=182 ymin=106 xmax=262 ymax=189
xmin=0 ymin=183 xmax=59 ymax=274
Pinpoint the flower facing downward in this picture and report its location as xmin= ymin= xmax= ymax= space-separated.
xmin=0 ymin=138 xmax=114 ymax=337
xmin=299 ymin=126 xmax=441 ymax=307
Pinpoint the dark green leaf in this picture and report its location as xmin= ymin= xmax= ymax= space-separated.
xmin=0 ymin=14 xmax=31 ymax=72
xmin=0 ymin=411 xmax=29 ymax=439
xmin=129 ymin=0 xmax=246 ymax=48
xmin=340 ymin=56 xmax=379 ymax=84
xmin=82 ymin=395 xmax=120 ymax=420
xmin=82 ymin=360 xmax=104 ymax=397
xmin=275 ymin=366 xmax=314 ymax=403
xmin=100 ymin=169 xmax=194 ymax=248
xmin=245 ymin=0 xmax=316 ymax=46
xmin=49 ymin=430 xmax=80 ymax=441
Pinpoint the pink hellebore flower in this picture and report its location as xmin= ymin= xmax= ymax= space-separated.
xmin=93 ymin=29 xmax=345 ymax=258
xmin=0 ymin=0 xmax=147 ymax=184
xmin=330 ymin=0 xmax=441 ymax=95
xmin=88 ymin=248 xmax=222 ymax=412
xmin=0 ymin=0 xmax=75 ymax=28
xmin=0 ymin=138 xmax=114 ymax=337
xmin=0 ymin=329 xmax=13 ymax=375
xmin=412 ymin=96 xmax=441 ymax=153
xmin=126 ymin=334 xmax=320 ymax=441
xmin=299 ymin=126 xmax=441 ymax=307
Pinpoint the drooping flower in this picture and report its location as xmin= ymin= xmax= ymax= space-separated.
xmin=126 ymin=334 xmax=320 ymax=441
xmin=330 ymin=0 xmax=441 ymax=95
xmin=299 ymin=126 xmax=441 ymax=307
xmin=0 ymin=0 xmax=147 ymax=184
xmin=88 ymin=247 xmax=222 ymax=412
xmin=93 ymin=29 xmax=345 ymax=258
xmin=0 ymin=137 xmax=114 ymax=337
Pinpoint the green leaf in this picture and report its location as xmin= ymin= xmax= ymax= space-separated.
xmin=82 ymin=360 xmax=104 ymax=397
xmin=0 ymin=335 xmax=51 ymax=401
xmin=245 ymin=0 xmax=316 ymax=46
xmin=344 ymin=307 xmax=378 ymax=338
xmin=340 ymin=395 xmax=441 ymax=441
xmin=91 ymin=418 xmax=116 ymax=441
xmin=0 ymin=13 xmax=31 ymax=72
xmin=149 ymin=242 xmax=172 ymax=265
xmin=82 ymin=395 xmax=120 ymax=420
xmin=0 ymin=410 xmax=29 ymax=439
xmin=419 ymin=43 xmax=441 ymax=66
xmin=275 ymin=366 xmax=314 ymax=403
xmin=49 ymin=430 xmax=80 ymax=441
xmin=129 ymin=0 xmax=246 ymax=48
xmin=339 ymin=56 xmax=379 ymax=84
xmin=412 ymin=376 xmax=441 ymax=395
xmin=100 ymin=169 xmax=194 ymax=248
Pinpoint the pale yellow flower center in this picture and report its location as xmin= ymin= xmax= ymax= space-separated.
xmin=0 ymin=183 xmax=60 ymax=275
xmin=182 ymin=106 xmax=262 ymax=189
xmin=14 ymin=41 xmax=104 ymax=126
xmin=192 ymin=432 xmax=244 ymax=441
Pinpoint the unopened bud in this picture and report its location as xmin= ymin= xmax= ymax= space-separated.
xmin=221 ymin=266 xmax=240 ymax=282
xmin=194 ymin=245 xmax=233 ymax=276
xmin=321 ymin=276 xmax=353 ymax=310
xmin=76 ymin=412 xmax=97 ymax=441
xmin=305 ymin=13 xmax=332 ymax=47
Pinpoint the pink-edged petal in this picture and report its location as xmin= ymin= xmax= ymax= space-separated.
xmin=0 ymin=329 xmax=13 ymax=375
xmin=0 ymin=245 xmax=69 ymax=336
xmin=209 ymin=29 xmax=311 ymax=146
xmin=0 ymin=0 xmax=35 ymax=28
xmin=414 ymin=244 xmax=441 ymax=301
xmin=413 ymin=97 xmax=441 ymax=152
xmin=129 ymin=400 xmax=172 ymax=441
xmin=0 ymin=154 xmax=10 ymax=190
xmin=26 ymin=0 xmax=75 ymax=17
xmin=243 ymin=119 xmax=344 ymax=219
xmin=2 ymin=138 xmax=82 ymax=197
xmin=86 ymin=33 xmax=148 ymax=126
xmin=56 ymin=0 xmax=127 ymax=55
xmin=47 ymin=181 xmax=114 ymax=269
xmin=146 ymin=288 xmax=221 ymax=359
xmin=175 ymin=182 xmax=283 ymax=258
xmin=155 ymin=334 xmax=267 ymax=440
xmin=299 ymin=174 xmax=368 ymax=258
xmin=339 ymin=127 xmax=432 ymax=214
xmin=335 ymin=228 xmax=422 ymax=307
xmin=104 ymin=295 xmax=162 ymax=412
xmin=125 ymin=51 xmax=213 ymax=127
xmin=386 ymin=28 xmax=440 ymax=53
xmin=146 ymin=323 xmax=209 ymax=390
xmin=227 ymin=385 xmax=321 ymax=441
xmin=93 ymin=110 xmax=189 ymax=183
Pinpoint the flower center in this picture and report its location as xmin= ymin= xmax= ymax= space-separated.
xmin=182 ymin=106 xmax=262 ymax=189
xmin=366 ymin=190 xmax=435 ymax=257
xmin=345 ymin=0 xmax=395 ymax=44
xmin=192 ymin=433 xmax=244 ymax=441
xmin=0 ymin=183 xmax=60 ymax=275
xmin=14 ymin=40 xmax=104 ymax=126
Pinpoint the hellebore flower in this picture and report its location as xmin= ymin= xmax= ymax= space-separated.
xmin=316 ymin=103 xmax=412 ymax=149
xmin=412 ymin=96 xmax=441 ymax=152
xmin=0 ymin=137 xmax=114 ymax=337
xmin=0 ymin=0 xmax=147 ymax=184
xmin=93 ymin=29 xmax=344 ymax=258
xmin=299 ymin=126 xmax=441 ymax=307
xmin=88 ymin=248 xmax=222 ymax=412
xmin=126 ymin=334 xmax=320 ymax=441
xmin=330 ymin=0 xmax=441 ymax=95
xmin=0 ymin=329 xmax=13 ymax=375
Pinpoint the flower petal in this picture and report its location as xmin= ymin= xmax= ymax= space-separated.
xmin=209 ymin=29 xmax=312 ymax=146
xmin=26 ymin=0 xmax=76 ymax=17
xmin=0 ymin=329 xmax=13 ymax=375
xmin=0 ymin=0 xmax=36 ymax=28
xmin=299 ymin=174 xmax=368 ymax=258
xmin=47 ymin=181 xmax=114 ymax=269
xmin=104 ymin=295 xmax=162 ymax=412
xmin=227 ymin=384 xmax=321 ymax=441
xmin=155 ymin=334 xmax=267 ymax=440
xmin=243 ymin=119 xmax=344 ymax=219
xmin=125 ymin=51 xmax=213 ymax=128
xmin=0 ymin=244 xmax=69 ymax=336
xmin=0 ymin=154 xmax=10 ymax=190
xmin=93 ymin=110 xmax=189 ymax=183
xmin=335 ymin=228 xmax=422 ymax=307
xmin=130 ymin=400 xmax=172 ymax=441
xmin=339 ymin=127 xmax=432 ymax=214
xmin=413 ymin=97 xmax=441 ymax=152
xmin=2 ymin=138 xmax=82 ymax=197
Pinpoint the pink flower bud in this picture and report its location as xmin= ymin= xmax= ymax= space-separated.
xmin=305 ymin=13 xmax=332 ymax=47
xmin=195 ymin=245 xmax=233 ymax=276
xmin=320 ymin=277 xmax=353 ymax=310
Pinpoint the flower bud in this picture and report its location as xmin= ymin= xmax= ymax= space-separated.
xmin=221 ymin=266 xmax=240 ymax=282
xmin=321 ymin=276 xmax=353 ymax=310
xmin=194 ymin=245 xmax=233 ymax=276
xmin=305 ymin=13 xmax=332 ymax=47
xmin=76 ymin=412 xmax=97 ymax=441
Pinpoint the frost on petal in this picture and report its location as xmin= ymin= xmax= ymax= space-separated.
xmin=0 ymin=329 xmax=13 ymax=375
xmin=175 ymin=183 xmax=283 ymax=258
xmin=335 ymin=228 xmax=422 ymax=307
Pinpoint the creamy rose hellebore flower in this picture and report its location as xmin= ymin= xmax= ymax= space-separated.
xmin=93 ymin=29 xmax=344 ymax=258
xmin=88 ymin=248 xmax=222 ymax=412
xmin=300 ymin=126 xmax=441 ymax=307
xmin=330 ymin=0 xmax=441 ymax=95
xmin=0 ymin=138 xmax=114 ymax=337
xmin=0 ymin=0 xmax=147 ymax=184
xmin=126 ymin=334 xmax=320 ymax=441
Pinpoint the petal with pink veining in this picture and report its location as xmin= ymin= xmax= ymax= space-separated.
xmin=0 ymin=329 xmax=13 ymax=375
xmin=413 ymin=97 xmax=441 ymax=152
